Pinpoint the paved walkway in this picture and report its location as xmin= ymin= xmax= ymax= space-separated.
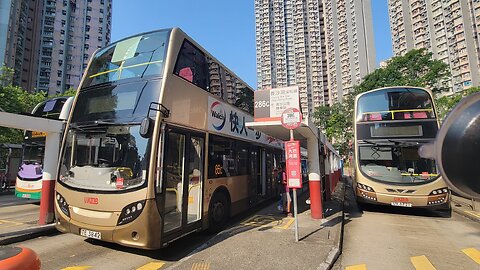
xmin=166 ymin=182 xmax=345 ymax=270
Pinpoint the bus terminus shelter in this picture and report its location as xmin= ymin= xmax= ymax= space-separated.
xmin=251 ymin=86 xmax=342 ymax=219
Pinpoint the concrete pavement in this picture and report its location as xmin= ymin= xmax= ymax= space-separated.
xmin=0 ymin=182 xmax=346 ymax=270
xmin=451 ymin=195 xmax=480 ymax=222
xmin=166 ymin=182 xmax=345 ymax=270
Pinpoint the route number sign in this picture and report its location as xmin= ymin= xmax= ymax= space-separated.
xmin=281 ymin=108 xmax=302 ymax=130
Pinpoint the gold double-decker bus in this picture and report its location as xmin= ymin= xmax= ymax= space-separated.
xmin=54 ymin=28 xmax=283 ymax=249
xmin=353 ymin=87 xmax=450 ymax=211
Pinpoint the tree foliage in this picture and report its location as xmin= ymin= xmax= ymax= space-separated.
xmin=313 ymin=49 xmax=450 ymax=156
xmin=0 ymin=66 xmax=76 ymax=144
xmin=436 ymin=87 xmax=480 ymax=121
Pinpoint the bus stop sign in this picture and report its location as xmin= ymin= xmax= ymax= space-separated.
xmin=285 ymin=140 xmax=302 ymax=189
xmin=281 ymin=108 xmax=302 ymax=130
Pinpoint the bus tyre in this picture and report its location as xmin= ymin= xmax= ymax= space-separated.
xmin=208 ymin=192 xmax=230 ymax=233
xmin=356 ymin=200 xmax=365 ymax=211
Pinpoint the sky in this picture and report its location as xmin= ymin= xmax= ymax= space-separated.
xmin=112 ymin=1 xmax=393 ymax=89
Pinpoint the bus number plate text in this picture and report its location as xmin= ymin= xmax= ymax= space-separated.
xmin=80 ymin=228 xmax=101 ymax=240
xmin=391 ymin=202 xmax=412 ymax=207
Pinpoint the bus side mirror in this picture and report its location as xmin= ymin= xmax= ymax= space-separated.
xmin=419 ymin=93 xmax=480 ymax=199
xmin=139 ymin=117 xmax=153 ymax=138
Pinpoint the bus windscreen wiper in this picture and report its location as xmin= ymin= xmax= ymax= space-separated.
xmin=388 ymin=139 xmax=420 ymax=147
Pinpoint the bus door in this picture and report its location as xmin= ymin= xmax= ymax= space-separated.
xmin=260 ymin=149 xmax=267 ymax=197
xmin=161 ymin=128 xmax=204 ymax=237
xmin=249 ymin=146 xmax=260 ymax=204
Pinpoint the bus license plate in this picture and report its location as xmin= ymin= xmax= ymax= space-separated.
xmin=391 ymin=202 xmax=412 ymax=207
xmin=21 ymin=194 xmax=31 ymax=198
xmin=80 ymin=228 xmax=101 ymax=240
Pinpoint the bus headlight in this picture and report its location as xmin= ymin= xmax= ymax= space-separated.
xmin=117 ymin=200 xmax=146 ymax=226
xmin=56 ymin=193 xmax=70 ymax=217
xmin=428 ymin=188 xmax=449 ymax=205
xmin=356 ymin=183 xmax=377 ymax=201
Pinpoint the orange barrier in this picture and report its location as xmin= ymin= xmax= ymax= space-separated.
xmin=0 ymin=246 xmax=40 ymax=270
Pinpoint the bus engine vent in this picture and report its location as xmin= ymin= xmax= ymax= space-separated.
xmin=386 ymin=189 xmax=416 ymax=194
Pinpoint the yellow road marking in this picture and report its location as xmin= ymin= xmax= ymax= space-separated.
xmin=136 ymin=261 xmax=165 ymax=270
xmin=410 ymin=255 xmax=436 ymax=270
xmin=241 ymin=214 xmax=294 ymax=229
xmin=464 ymin=210 xmax=480 ymax=219
xmin=0 ymin=219 xmax=24 ymax=228
xmin=191 ymin=262 xmax=210 ymax=270
xmin=462 ymin=248 xmax=480 ymax=264
xmin=345 ymin=264 xmax=367 ymax=270
xmin=61 ymin=267 xmax=92 ymax=270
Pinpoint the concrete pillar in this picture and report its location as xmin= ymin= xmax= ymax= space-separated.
xmin=39 ymin=132 xmax=61 ymax=225
xmin=307 ymin=137 xmax=323 ymax=219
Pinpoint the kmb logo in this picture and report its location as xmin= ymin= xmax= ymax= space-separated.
xmin=84 ymin=197 xmax=99 ymax=204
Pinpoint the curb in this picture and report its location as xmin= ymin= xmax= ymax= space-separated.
xmin=317 ymin=180 xmax=346 ymax=270
xmin=0 ymin=224 xmax=58 ymax=245
xmin=451 ymin=205 xmax=480 ymax=223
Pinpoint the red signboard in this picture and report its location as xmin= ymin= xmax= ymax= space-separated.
xmin=285 ymin=141 xmax=302 ymax=189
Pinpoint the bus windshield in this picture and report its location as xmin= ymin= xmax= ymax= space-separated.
xmin=83 ymin=30 xmax=170 ymax=88
xmin=357 ymin=88 xmax=435 ymax=122
xmin=358 ymin=142 xmax=439 ymax=184
xmin=22 ymin=143 xmax=44 ymax=164
xmin=58 ymin=125 xmax=150 ymax=192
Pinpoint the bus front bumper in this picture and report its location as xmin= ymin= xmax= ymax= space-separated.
xmin=356 ymin=188 xmax=451 ymax=210
xmin=55 ymin=199 xmax=162 ymax=250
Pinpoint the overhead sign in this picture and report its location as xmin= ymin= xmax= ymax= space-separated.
xmin=281 ymin=108 xmax=302 ymax=130
xmin=254 ymin=86 xmax=300 ymax=122
xmin=285 ymin=141 xmax=302 ymax=189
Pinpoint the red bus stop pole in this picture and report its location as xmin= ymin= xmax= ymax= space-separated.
xmin=307 ymin=137 xmax=323 ymax=219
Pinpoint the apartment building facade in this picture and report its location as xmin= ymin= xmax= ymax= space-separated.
xmin=388 ymin=0 xmax=480 ymax=93
xmin=255 ymin=0 xmax=376 ymax=117
xmin=323 ymin=0 xmax=376 ymax=102
xmin=1 ymin=0 xmax=112 ymax=95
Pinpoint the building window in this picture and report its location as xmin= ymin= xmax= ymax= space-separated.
xmin=62 ymin=10 xmax=67 ymax=15
xmin=59 ymin=50 xmax=64 ymax=54
xmin=87 ymin=6 xmax=92 ymax=11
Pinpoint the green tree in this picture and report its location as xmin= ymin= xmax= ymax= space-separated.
xmin=436 ymin=87 xmax=480 ymax=121
xmin=0 ymin=66 xmax=49 ymax=144
xmin=313 ymin=49 xmax=450 ymax=156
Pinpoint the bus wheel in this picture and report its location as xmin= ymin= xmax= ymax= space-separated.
xmin=208 ymin=192 xmax=230 ymax=233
